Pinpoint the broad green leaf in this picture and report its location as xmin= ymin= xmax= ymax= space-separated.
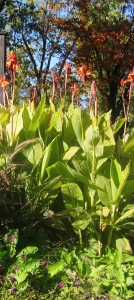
xmin=67 ymin=167 xmax=90 ymax=185
xmin=14 ymin=260 xmax=40 ymax=283
xmin=71 ymin=107 xmax=91 ymax=148
xmin=97 ymin=189 xmax=111 ymax=208
xmin=102 ymin=126 xmax=115 ymax=158
xmin=112 ymin=118 xmax=125 ymax=134
xmin=38 ymin=109 xmax=51 ymax=143
xmin=96 ymin=113 xmax=115 ymax=158
xmin=17 ymin=246 xmax=38 ymax=257
xmin=21 ymin=260 xmax=40 ymax=272
xmin=110 ymin=159 xmax=122 ymax=199
xmin=47 ymin=161 xmax=75 ymax=183
xmin=84 ymin=125 xmax=103 ymax=159
xmin=63 ymin=146 xmax=80 ymax=160
xmin=42 ymin=177 xmax=62 ymax=191
xmin=10 ymin=138 xmax=40 ymax=161
xmin=40 ymin=136 xmax=59 ymax=182
xmin=63 ymin=141 xmax=69 ymax=152
xmin=96 ymin=158 xmax=108 ymax=171
xmin=122 ymin=180 xmax=134 ymax=196
xmin=123 ymin=254 xmax=134 ymax=263
xmin=22 ymin=104 xmax=31 ymax=131
xmin=13 ymin=109 xmax=23 ymax=136
xmin=119 ymin=222 xmax=134 ymax=231
xmin=115 ymin=207 xmax=134 ymax=225
xmin=121 ymin=204 xmax=133 ymax=213
xmin=96 ymin=207 xmax=110 ymax=217
xmin=72 ymin=159 xmax=89 ymax=178
xmin=62 ymin=114 xmax=74 ymax=144
xmin=48 ymin=261 xmax=64 ymax=278
xmin=90 ymin=265 xmax=106 ymax=277
xmin=23 ymin=142 xmax=43 ymax=165
xmin=103 ymin=144 xmax=115 ymax=158
xmin=111 ymin=160 xmax=130 ymax=205
xmin=96 ymin=175 xmax=112 ymax=208
xmin=61 ymin=183 xmax=84 ymax=216
xmin=0 ymin=105 xmax=10 ymax=127
xmin=28 ymin=98 xmax=45 ymax=132
xmin=67 ymin=103 xmax=74 ymax=118
xmin=115 ymin=249 xmax=122 ymax=268
xmin=6 ymin=109 xmax=23 ymax=137
xmin=124 ymin=130 xmax=134 ymax=153
xmin=98 ymin=114 xmax=115 ymax=151
xmin=84 ymin=113 xmax=115 ymax=163
xmin=126 ymin=277 xmax=134 ymax=286
xmin=98 ymin=110 xmax=111 ymax=126
xmin=46 ymin=107 xmax=63 ymax=133
xmin=13 ymin=269 xmax=28 ymax=283
xmin=72 ymin=219 xmax=90 ymax=230
xmin=116 ymin=237 xmax=132 ymax=253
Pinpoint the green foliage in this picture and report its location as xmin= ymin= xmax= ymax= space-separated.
xmin=1 ymin=237 xmax=134 ymax=299
xmin=46 ymin=105 xmax=134 ymax=251
xmin=0 ymin=99 xmax=134 ymax=298
xmin=0 ymin=0 xmax=74 ymax=99
xmin=0 ymin=101 xmax=134 ymax=251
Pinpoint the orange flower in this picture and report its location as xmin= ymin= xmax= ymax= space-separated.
xmin=12 ymin=63 xmax=20 ymax=72
xmin=0 ymin=77 xmax=9 ymax=87
xmin=71 ymin=82 xmax=79 ymax=103
xmin=80 ymin=65 xmax=88 ymax=71
xmin=77 ymin=65 xmax=92 ymax=82
xmin=6 ymin=60 xmax=12 ymax=69
xmin=71 ymin=83 xmax=79 ymax=95
xmin=120 ymin=72 xmax=134 ymax=88
xmin=6 ymin=52 xmax=19 ymax=75
xmin=77 ymin=65 xmax=87 ymax=78
xmin=86 ymin=70 xmax=93 ymax=76
xmin=7 ymin=52 xmax=18 ymax=63
xmin=128 ymin=72 xmax=134 ymax=83
xmin=64 ymin=63 xmax=71 ymax=74
xmin=120 ymin=79 xmax=126 ymax=88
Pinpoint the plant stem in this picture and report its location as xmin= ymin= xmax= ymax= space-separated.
xmin=85 ymin=200 xmax=88 ymax=211
xmin=11 ymin=103 xmax=14 ymax=137
xmin=79 ymin=229 xmax=83 ymax=248
xmin=107 ymin=205 xmax=115 ymax=247
xmin=123 ymin=120 xmax=127 ymax=143
xmin=99 ymin=213 xmax=102 ymax=256
xmin=91 ymin=145 xmax=96 ymax=211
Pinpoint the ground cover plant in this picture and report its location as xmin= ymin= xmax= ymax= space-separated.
xmin=0 ymin=49 xmax=134 ymax=299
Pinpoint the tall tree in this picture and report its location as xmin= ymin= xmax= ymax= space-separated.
xmin=57 ymin=0 xmax=134 ymax=122
xmin=0 ymin=0 xmax=75 ymax=100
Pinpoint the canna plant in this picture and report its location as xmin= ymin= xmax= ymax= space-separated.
xmin=47 ymin=106 xmax=134 ymax=253
xmin=0 ymin=51 xmax=134 ymax=254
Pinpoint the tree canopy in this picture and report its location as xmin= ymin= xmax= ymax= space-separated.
xmin=0 ymin=0 xmax=133 ymax=121
xmin=0 ymin=0 xmax=75 ymax=100
xmin=56 ymin=0 xmax=134 ymax=121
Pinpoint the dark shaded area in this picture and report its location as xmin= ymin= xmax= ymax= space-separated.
xmin=0 ymin=0 xmax=6 ymax=13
